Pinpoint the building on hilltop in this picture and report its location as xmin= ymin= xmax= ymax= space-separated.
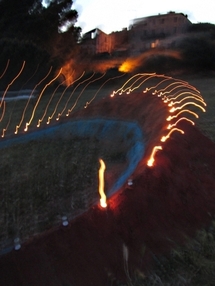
xmin=80 ymin=28 xmax=112 ymax=55
xmin=80 ymin=12 xmax=192 ymax=57
xmin=129 ymin=11 xmax=192 ymax=55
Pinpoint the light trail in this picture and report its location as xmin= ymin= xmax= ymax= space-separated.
xmin=157 ymin=78 xmax=200 ymax=95
xmin=15 ymin=67 xmax=53 ymax=134
xmin=85 ymin=73 xmax=125 ymax=108
xmin=3 ymin=64 xmax=40 ymax=136
xmin=111 ymin=73 xmax=155 ymax=97
xmin=1 ymin=111 xmax=12 ymax=137
xmin=168 ymin=95 xmax=206 ymax=107
xmin=147 ymin=146 xmax=162 ymax=167
xmin=53 ymin=71 xmax=85 ymax=122
xmin=0 ymin=61 xmax=25 ymax=108
xmin=156 ymin=82 xmax=186 ymax=96
xmin=98 ymin=159 xmax=107 ymax=208
xmin=161 ymin=128 xmax=184 ymax=142
xmin=123 ymin=73 xmax=155 ymax=94
xmin=38 ymin=70 xmax=75 ymax=126
xmin=24 ymin=68 xmax=62 ymax=131
xmin=19 ymin=64 xmax=39 ymax=90
xmin=167 ymin=117 xmax=195 ymax=129
xmin=63 ymin=72 xmax=95 ymax=117
xmin=67 ymin=73 xmax=106 ymax=116
xmin=126 ymin=73 xmax=162 ymax=94
xmin=143 ymin=77 xmax=172 ymax=93
xmin=0 ymin=59 xmax=10 ymax=79
xmin=0 ymin=101 xmax=6 ymax=122
xmin=169 ymin=102 xmax=206 ymax=113
xmin=166 ymin=109 xmax=199 ymax=121
xmin=168 ymin=91 xmax=204 ymax=102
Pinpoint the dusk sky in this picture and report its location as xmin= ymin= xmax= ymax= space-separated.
xmin=73 ymin=0 xmax=215 ymax=34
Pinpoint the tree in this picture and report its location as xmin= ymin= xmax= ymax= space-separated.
xmin=0 ymin=0 xmax=81 ymax=86
xmin=0 ymin=0 xmax=81 ymax=66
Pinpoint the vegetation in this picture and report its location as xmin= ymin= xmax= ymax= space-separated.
xmin=0 ymin=0 xmax=81 ymax=87
xmin=117 ymin=224 xmax=215 ymax=286
xmin=0 ymin=136 xmax=98 ymax=247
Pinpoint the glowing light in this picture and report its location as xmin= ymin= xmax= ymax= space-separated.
xmin=168 ymin=95 xmax=206 ymax=107
xmin=167 ymin=117 xmax=195 ymax=129
xmin=67 ymin=70 xmax=105 ymax=115
xmin=168 ymin=91 xmax=203 ymax=102
xmin=98 ymin=159 xmax=107 ymax=208
xmin=37 ymin=70 xmax=74 ymax=126
xmin=111 ymin=73 xmax=154 ymax=96
xmin=144 ymin=77 xmax=172 ymax=93
xmin=1 ymin=110 xmax=13 ymax=137
xmin=0 ymin=101 xmax=6 ymax=122
xmin=166 ymin=109 xmax=199 ymax=121
xmin=169 ymin=102 xmax=206 ymax=113
xmin=0 ymin=59 xmax=10 ymax=79
xmin=85 ymin=73 xmax=125 ymax=108
xmin=15 ymin=66 xmax=53 ymax=134
xmin=55 ymin=71 xmax=85 ymax=120
xmin=161 ymin=128 xmax=184 ymax=142
xmin=147 ymin=146 xmax=162 ymax=167
xmin=127 ymin=73 xmax=159 ymax=94
xmin=67 ymin=73 xmax=105 ymax=116
xmin=158 ymin=79 xmax=199 ymax=96
xmin=24 ymin=68 xmax=62 ymax=131
xmin=0 ymin=61 xmax=25 ymax=108
xmin=158 ymin=82 xmax=186 ymax=96
xmin=63 ymin=72 xmax=95 ymax=117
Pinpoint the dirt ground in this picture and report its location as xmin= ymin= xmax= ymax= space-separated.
xmin=0 ymin=89 xmax=215 ymax=286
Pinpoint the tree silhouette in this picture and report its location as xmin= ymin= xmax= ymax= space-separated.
xmin=0 ymin=0 xmax=81 ymax=71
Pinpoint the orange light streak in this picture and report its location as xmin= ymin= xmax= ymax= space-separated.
xmin=67 ymin=73 xmax=105 ymax=116
xmin=111 ymin=73 xmax=155 ymax=96
xmin=169 ymin=102 xmax=206 ymax=113
xmin=143 ymin=77 xmax=172 ymax=93
xmin=167 ymin=117 xmax=195 ymax=129
xmin=168 ymin=91 xmax=204 ymax=102
xmin=147 ymin=146 xmax=162 ymax=167
xmin=127 ymin=73 xmax=161 ymax=94
xmin=157 ymin=78 xmax=199 ymax=95
xmin=0 ymin=59 xmax=10 ymax=79
xmin=24 ymin=68 xmax=62 ymax=131
xmin=157 ymin=82 xmax=186 ymax=96
xmin=15 ymin=67 xmax=53 ymax=134
xmin=55 ymin=72 xmax=86 ymax=120
xmin=168 ymin=95 xmax=206 ymax=107
xmin=0 ymin=61 xmax=25 ymax=108
xmin=98 ymin=159 xmax=107 ymax=208
xmin=161 ymin=128 xmax=184 ymax=142
xmin=0 ymin=101 xmax=6 ymax=122
xmin=20 ymin=64 xmax=39 ymax=90
xmin=166 ymin=109 xmax=199 ymax=121
xmin=85 ymin=73 xmax=125 ymax=108
xmin=1 ymin=112 xmax=11 ymax=137
xmin=38 ymin=70 xmax=75 ymax=126
xmin=62 ymin=72 xmax=95 ymax=117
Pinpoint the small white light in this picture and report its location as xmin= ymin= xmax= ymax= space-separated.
xmin=14 ymin=238 xmax=21 ymax=250
xmin=127 ymin=179 xmax=133 ymax=186
xmin=62 ymin=216 xmax=69 ymax=226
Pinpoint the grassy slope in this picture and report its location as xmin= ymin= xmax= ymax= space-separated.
xmin=126 ymin=74 xmax=215 ymax=286
xmin=0 ymin=73 xmax=215 ymax=285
